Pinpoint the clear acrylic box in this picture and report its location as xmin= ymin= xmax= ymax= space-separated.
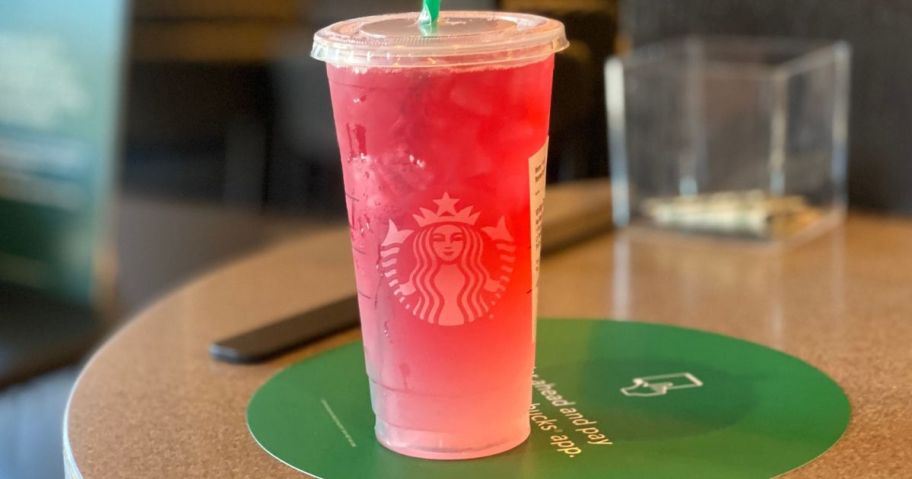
xmin=606 ymin=36 xmax=851 ymax=241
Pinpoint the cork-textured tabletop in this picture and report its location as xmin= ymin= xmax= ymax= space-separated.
xmin=64 ymin=182 xmax=912 ymax=478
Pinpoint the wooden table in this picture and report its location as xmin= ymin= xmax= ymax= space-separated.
xmin=64 ymin=182 xmax=912 ymax=478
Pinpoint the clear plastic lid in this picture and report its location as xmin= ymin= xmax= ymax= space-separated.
xmin=311 ymin=11 xmax=568 ymax=69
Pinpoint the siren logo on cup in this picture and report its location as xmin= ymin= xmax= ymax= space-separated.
xmin=380 ymin=193 xmax=515 ymax=326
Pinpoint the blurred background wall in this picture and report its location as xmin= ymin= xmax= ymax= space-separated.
xmin=123 ymin=0 xmax=613 ymax=206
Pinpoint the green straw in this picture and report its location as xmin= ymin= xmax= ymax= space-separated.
xmin=419 ymin=0 xmax=440 ymax=35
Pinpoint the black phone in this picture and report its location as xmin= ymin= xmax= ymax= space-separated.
xmin=208 ymin=296 xmax=360 ymax=364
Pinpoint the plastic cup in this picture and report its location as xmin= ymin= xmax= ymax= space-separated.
xmin=311 ymin=11 xmax=567 ymax=460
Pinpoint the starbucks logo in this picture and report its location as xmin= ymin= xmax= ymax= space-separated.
xmin=380 ymin=193 xmax=515 ymax=326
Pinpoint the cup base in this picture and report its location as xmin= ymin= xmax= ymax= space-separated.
xmin=375 ymin=418 xmax=530 ymax=460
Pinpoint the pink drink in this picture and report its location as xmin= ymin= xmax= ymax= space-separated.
xmin=314 ymin=12 xmax=566 ymax=459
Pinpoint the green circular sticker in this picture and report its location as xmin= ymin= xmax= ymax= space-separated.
xmin=248 ymin=320 xmax=849 ymax=478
